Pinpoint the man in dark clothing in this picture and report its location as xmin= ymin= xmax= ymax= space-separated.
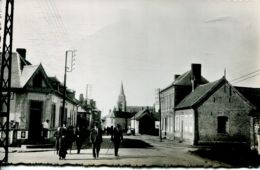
xmin=58 ymin=123 xmax=68 ymax=160
xmin=111 ymin=124 xmax=123 ymax=157
xmin=75 ymin=126 xmax=82 ymax=154
xmin=67 ymin=125 xmax=74 ymax=154
xmin=90 ymin=123 xmax=103 ymax=159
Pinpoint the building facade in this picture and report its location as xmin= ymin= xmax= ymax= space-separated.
xmin=175 ymin=77 xmax=256 ymax=146
xmin=160 ymin=64 xmax=208 ymax=139
xmin=0 ymin=49 xmax=78 ymax=144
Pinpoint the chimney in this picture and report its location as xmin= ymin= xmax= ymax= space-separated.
xmin=16 ymin=48 xmax=26 ymax=59
xmin=174 ymin=74 xmax=180 ymax=80
xmin=191 ymin=63 xmax=201 ymax=91
xmin=79 ymin=93 xmax=84 ymax=104
xmin=16 ymin=48 xmax=27 ymax=70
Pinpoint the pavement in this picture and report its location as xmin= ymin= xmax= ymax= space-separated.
xmin=0 ymin=134 xmax=191 ymax=153
xmin=0 ymin=134 xmax=231 ymax=167
xmin=1 ymin=135 xmax=258 ymax=167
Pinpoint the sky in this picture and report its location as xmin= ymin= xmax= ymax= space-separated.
xmin=2 ymin=0 xmax=260 ymax=115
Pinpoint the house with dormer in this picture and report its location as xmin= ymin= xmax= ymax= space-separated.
xmin=0 ymin=48 xmax=78 ymax=144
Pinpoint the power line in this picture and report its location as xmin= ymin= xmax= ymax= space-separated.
xmin=232 ymin=72 xmax=260 ymax=84
xmin=230 ymin=69 xmax=260 ymax=83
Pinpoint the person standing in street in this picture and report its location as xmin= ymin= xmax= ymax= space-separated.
xmin=75 ymin=126 xmax=82 ymax=154
xmin=67 ymin=125 xmax=75 ymax=154
xmin=111 ymin=124 xmax=123 ymax=158
xmin=54 ymin=127 xmax=60 ymax=155
xmin=90 ymin=123 xmax=103 ymax=159
xmin=42 ymin=119 xmax=49 ymax=139
xmin=58 ymin=123 xmax=68 ymax=160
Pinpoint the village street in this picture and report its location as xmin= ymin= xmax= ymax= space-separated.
xmin=3 ymin=135 xmax=229 ymax=168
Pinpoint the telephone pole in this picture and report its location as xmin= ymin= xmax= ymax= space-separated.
xmin=60 ymin=50 xmax=76 ymax=126
xmin=0 ymin=0 xmax=14 ymax=163
xmin=158 ymin=89 xmax=162 ymax=142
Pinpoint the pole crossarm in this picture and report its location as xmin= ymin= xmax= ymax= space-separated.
xmin=0 ymin=0 xmax=14 ymax=164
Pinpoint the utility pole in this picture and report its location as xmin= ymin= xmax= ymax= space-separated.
xmin=0 ymin=0 xmax=14 ymax=164
xmin=158 ymin=89 xmax=162 ymax=142
xmin=60 ymin=50 xmax=75 ymax=126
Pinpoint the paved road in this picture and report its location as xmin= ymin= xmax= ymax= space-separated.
xmin=4 ymin=135 xmax=228 ymax=167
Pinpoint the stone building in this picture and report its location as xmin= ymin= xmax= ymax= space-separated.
xmin=174 ymin=77 xmax=258 ymax=146
xmin=160 ymin=63 xmax=208 ymax=139
xmin=0 ymin=49 xmax=78 ymax=144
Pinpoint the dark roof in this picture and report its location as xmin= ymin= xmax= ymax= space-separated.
xmin=235 ymin=86 xmax=260 ymax=110
xmin=175 ymin=78 xmax=225 ymax=110
xmin=48 ymin=76 xmax=61 ymax=84
xmin=126 ymin=106 xmax=154 ymax=113
xmin=131 ymin=109 xmax=159 ymax=121
xmin=161 ymin=70 xmax=208 ymax=92
xmin=175 ymin=77 xmax=256 ymax=111
xmin=133 ymin=110 xmax=147 ymax=120
xmin=114 ymin=111 xmax=135 ymax=118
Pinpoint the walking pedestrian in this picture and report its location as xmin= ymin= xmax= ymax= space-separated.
xmin=67 ymin=125 xmax=75 ymax=154
xmin=54 ymin=127 xmax=60 ymax=155
xmin=75 ymin=126 xmax=82 ymax=154
xmin=90 ymin=123 xmax=103 ymax=159
xmin=58 ymin=123 xmax=68 ymax=160
xmin=111 ymin=124 xmax=123 ymax=158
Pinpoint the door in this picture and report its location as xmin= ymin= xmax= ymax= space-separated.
xmin=28 ymin=100 xmax=43 ymax=143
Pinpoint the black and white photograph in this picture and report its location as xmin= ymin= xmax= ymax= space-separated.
xmin=1 ymin=0 xmax=260 ymax=169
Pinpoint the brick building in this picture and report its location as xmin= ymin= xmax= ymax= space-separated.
xmin=160 ymin=63 xmax=208 ymax=139
xmin=0 ymin=49 xmax=78 ymax=144
xmin=175 ymin=77 xmax=258 ymax=147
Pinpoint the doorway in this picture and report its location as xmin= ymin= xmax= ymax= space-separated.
xmin=28 ymin=100 xmax=43 ymax=143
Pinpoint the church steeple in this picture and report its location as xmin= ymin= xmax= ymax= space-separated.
xmin=120 ymin=81 xmax=125 ymax=96
xmin=117 ymin=81 xmax=127 ymax=112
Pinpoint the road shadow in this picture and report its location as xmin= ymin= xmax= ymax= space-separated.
xmin=189 ymin=144 xmax=260 ymax=168
xmin=76 ymin=138 xmax=153 ymax=149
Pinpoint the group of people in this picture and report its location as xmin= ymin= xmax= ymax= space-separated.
xmin=54 ymin=122 xmax=123 ymax=160
xmin=90 ymin=123 xmax=123 ymax=159
xmin=54 ymin=123 xmax=83 ymax=160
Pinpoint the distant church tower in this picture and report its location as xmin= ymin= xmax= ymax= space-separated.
xmin=117 ymin=82 xmax=127 ymax=112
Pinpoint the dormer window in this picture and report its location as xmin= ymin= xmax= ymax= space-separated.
xmin=33 ymin=73 xmax=42 ymax=88
xmin=32 ymin=72 xmax=47 ymax=88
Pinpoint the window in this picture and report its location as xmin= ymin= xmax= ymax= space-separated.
xmin=51 ymin=104 xmax=56 ymax=128
xmin=217 ymin=116 xmax=228 ymax=134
